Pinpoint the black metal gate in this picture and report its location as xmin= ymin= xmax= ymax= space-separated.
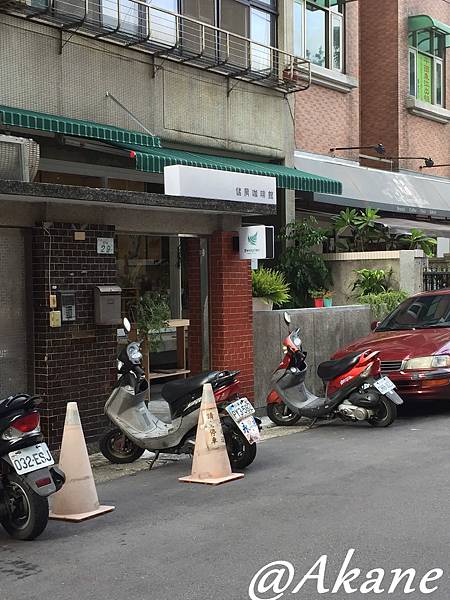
xmin=423 ymin=270 xmax=450 ymax=291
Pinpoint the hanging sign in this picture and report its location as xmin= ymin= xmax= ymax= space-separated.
xmin=164 ymin=165 xmax=277 ymax=205
xmin=239 ymin=225 xmax=274 ymax=260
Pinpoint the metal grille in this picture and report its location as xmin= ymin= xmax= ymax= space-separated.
xmin=0 ymin=229 xmax=29 ymax=397
xmin=423 ymin=270 xmax=450 ymax=291
xmin=2 ymin=1 xmax=311 ymax=94
xmin=381 ymin=360 xmax=403 ymax=373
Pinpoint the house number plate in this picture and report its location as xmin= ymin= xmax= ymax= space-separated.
xmin=97 ymin=238 xmax=114 ymax=254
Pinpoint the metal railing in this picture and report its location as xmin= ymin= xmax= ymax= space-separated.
xmin=423 ymin=269 xmax=450 ymax=291
xmin=3 ymin=0 xmax=311 ymax=93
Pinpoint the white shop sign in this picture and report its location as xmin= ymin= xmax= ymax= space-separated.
xmin=164 ymin=165 xmax=277 ymax=205
xmin=239 ymin=225 xmax=274 ymax=260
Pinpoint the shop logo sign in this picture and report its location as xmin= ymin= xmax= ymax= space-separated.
xmin=248 ymin=232 xmax=258 ymax=246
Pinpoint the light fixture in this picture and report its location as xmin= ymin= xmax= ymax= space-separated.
xmin=419 ymin=163 xmax=450 ymax=170
xmin=387 ymin=156 xmax=434 ymax=168
xmin=329 ymin=144 xmax=385 ymax=155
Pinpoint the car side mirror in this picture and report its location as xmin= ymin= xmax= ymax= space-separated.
xmin=371 ymin=320 xmax=380 ymax=332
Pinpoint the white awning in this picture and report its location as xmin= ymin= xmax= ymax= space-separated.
xmin=294 ymin=151 xmax=450 ymax=218
xmin=377 ymin=217 xmax=450 ymax=237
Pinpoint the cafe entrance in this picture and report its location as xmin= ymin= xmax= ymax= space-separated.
xmin=116 ymin=233 xmax=207 ymax=381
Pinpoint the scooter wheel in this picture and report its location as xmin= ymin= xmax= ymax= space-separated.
xmin=99 ymin=428 xmax=145 ymax=463
xmin=267 ymin=402 xmax=301 ymax=426
xmin=368 ymin=398 xmax=397 ymax=427
xmin=1 ymin=474 xmax=49 ymax=541
xmin=225 ymin=427 xmax=257 ymax=470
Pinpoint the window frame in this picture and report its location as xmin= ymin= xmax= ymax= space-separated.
xmin=409 ymin=29 xmax=445 ymax=107
xmin=293 ymin=0 xmax=345 ymax=73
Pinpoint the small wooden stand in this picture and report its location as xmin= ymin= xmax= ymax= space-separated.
xmin=148 ymin=319 xmax=190 ymax=381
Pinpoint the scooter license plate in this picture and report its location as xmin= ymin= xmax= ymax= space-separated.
xmin=225 ymin=399 xmax=260 ymax=444
xmin=374 ymin=376 xmax=396 ymax=395
xmin=226 ymin=397 xmax=255 ymax=421
xmin=9 ymin=443 xmax=54 ymax=475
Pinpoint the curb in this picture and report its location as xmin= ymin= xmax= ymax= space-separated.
xmin=90 ymin=416 xmax=309 ymax=484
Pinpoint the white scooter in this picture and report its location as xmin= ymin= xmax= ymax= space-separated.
xmin=99 ymin=320 xmax=261 ymax=470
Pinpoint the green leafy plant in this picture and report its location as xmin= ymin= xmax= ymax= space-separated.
xmin=278 ymin=217 xmax=331 ymax=308
xmin=357 ymin=291 xmax=409 ymax=321
xmin=308 ymin=289 xmax=325 ymax=299
xmin=132 ymin=291 xmax=171 ymax=351
xmin=323 ymin=290 xmax=334 ymax=299
xmin=351 ymin=268 xmax=393 ymax=296
xmin=400 ymin=228 xmax=437 ymax=257
xmin=252 ymin=268 xmax=291 ymax=306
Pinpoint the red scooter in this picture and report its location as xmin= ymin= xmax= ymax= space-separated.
xmin=266 ymin=313 xmax=403 ymax=427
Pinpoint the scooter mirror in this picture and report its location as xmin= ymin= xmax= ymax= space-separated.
xmin=284 ymin=312 xmax=291 ymax=325
xmin=123 ymin=317 xmax=131 ymax=333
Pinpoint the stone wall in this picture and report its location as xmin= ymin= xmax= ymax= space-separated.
xmin=253 ymin=305 xmax=372 ymax=410
xmin=323 ymin=250 xmax=427 ymax=306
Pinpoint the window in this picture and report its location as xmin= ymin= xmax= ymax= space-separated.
xmin=293 ymin=0 xmax=344 ymax=72
xmin=100 ymin=0 xmax=277 ymax=71
xmin=409 ymin=30 xmax=445 ymax=106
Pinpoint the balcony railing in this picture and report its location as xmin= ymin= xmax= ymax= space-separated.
xmin=1 ymin=0 xmax=311 ymax=93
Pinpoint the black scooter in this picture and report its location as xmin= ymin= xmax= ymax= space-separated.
xmin=0 ymin=394 xmax=65 ymax=540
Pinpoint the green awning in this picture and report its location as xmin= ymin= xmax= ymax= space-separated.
xmin=408 ymin=15 xmax=450 ymax=44
xmin=0 ymin=105 xmax=161 ymax=148
xmin=124 ymin=145 xmax=342 ymax=194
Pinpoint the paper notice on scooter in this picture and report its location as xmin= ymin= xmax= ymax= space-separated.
xmin=202 ymin=409 xmax=226 ymax=450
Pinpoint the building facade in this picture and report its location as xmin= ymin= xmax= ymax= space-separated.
xmin=294 ymin=0 xmax=450 ymax=243
xmin=0 ymin=0 xmax=343 ymax=447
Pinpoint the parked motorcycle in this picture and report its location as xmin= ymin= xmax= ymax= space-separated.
xmin=0 ymin=394 xmax=65 ymax=540
xmin=266 ymin=312 xmax=403 ymax=427
xmin=99 ymin=320 xmax=261 ymax=469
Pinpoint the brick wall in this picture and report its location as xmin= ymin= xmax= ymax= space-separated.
xmin=360 ymin=0 xmax=400 ymax=164
xmin=398 ymin=0 xmax=450 ymax=176
xmin=360 ymin=0 xmax=450 ymax=175
xmin=32 ymin=223 xmax=117 ymax=449
xmin=209 ymin=231 xmax=254 ymax=401
xmin=295 ymin=2 xmax=359 ymax=158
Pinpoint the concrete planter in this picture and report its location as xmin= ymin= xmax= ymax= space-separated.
xmin=323 ymin=249 xmax=428 ymax=306
xmin=252 ymin=297 xmax=273 ymax=311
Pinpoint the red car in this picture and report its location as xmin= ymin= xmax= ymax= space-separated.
xmin=334 ymin=290 xmax=450 ymax=401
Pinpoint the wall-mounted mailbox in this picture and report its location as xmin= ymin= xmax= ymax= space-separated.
xmin=94 ymin=285 xmax=122 ymax=325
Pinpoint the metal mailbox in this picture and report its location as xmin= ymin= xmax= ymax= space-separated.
xmin=94 ymin=285 xmax=122 ymax=325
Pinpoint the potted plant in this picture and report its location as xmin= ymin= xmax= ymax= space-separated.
xmin=309 ymin=289 xmax=325 ymax=308
xmin=252 ymin=268 xmax=291 ymax=311
xmin=131 ymin=291 xmax=171 ymax=378
xmin=323 ymin=290 xmax=334 ymax=307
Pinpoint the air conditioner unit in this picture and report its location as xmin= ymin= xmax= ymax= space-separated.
xmin=0 ymin=134 xmax=40 ymax=182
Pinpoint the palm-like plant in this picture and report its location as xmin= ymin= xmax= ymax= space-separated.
xmin=401 ymin=228 xmax=437 ymax=257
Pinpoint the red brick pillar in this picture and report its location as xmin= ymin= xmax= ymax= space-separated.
xmin=209 ymin=231 xmax=254 ymax=401
xmin=186 ymin=238 xmax=203 ymax=374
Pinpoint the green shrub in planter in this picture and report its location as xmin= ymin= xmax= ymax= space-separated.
xmin=252 ymin=268 xmax=291 ymax=307
xmin=357 ymin=291 xmax=408 ymax=321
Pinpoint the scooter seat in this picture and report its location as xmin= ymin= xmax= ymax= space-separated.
xmin=317 ymin=352 xmax=362 ymax=381
xmin=0 ymin=394 xmax=36 ymax=417
xmin=161 ymin=371 xmax=221 ymax=404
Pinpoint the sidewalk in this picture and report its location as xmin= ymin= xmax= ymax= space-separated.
xmin=91 ymin=417 xmax=308 ymax=484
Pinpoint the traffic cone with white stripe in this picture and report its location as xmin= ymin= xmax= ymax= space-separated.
xmin=50 ymin=402 xmax=114 ymax=522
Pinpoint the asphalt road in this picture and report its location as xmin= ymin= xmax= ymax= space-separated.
xmin=1 ymin=402 xmax=450 ymax=600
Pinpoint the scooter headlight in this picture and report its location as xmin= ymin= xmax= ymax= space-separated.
xmin=126 ymin=342 xmax=142 ymax=365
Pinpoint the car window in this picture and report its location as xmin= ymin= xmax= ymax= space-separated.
xmin=378 ymin=294 xmax=450 ymax=331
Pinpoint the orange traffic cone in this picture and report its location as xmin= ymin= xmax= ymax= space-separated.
xmin=179 ymin=383 xmax=244 ymax=486
xmin=50 ymin=402 xmax=115 ymax=522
